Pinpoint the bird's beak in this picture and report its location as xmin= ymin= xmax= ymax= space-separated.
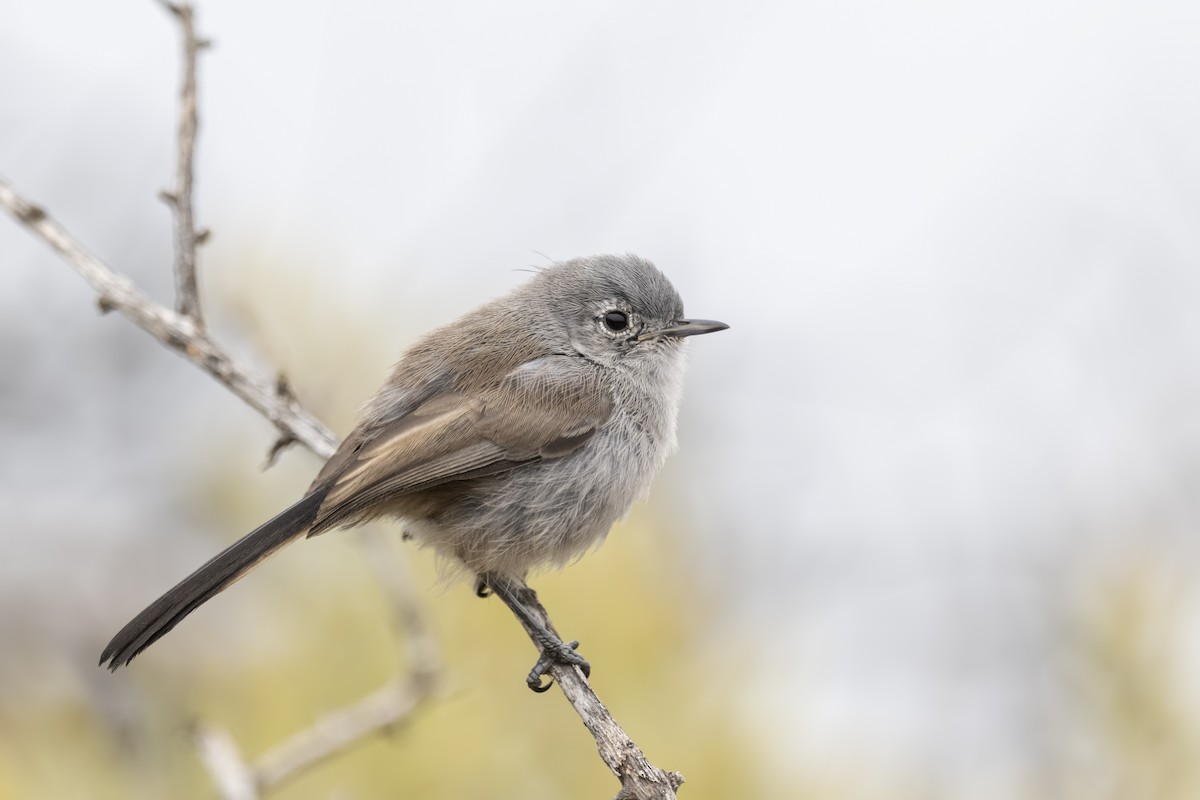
xmin=640 ymin=318 xmax=730 ymax=340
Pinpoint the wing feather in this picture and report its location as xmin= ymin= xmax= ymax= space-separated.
xmin=311 ymin=356 xmax=612 ymax=532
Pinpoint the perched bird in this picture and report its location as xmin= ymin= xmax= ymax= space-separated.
xmin=100 ymin=254 xmax=727 ymax=689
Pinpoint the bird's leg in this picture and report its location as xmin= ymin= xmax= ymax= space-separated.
xmin=480 ymin=573 xmax=591 ymax=692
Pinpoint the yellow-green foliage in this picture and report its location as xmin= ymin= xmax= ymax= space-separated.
xmin=1072 ymin=561 xmax=1200 ymax=800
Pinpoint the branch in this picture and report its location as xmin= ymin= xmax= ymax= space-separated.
xmin=157 ymin=0 xmax=208 ymax=325
xmin=500 ymin=583 xmax=684 ymax=800
xmin=0 ymin=178 xmax=336 ymax=459
xmin=186 ymin=532 xmax=442 ymax=798
xmin=256 ymin=677 xmax=432 ymax=790
xmin=192 ymin=679 xmax=436 ymax=800
xmin=251 ymin=530 xmax=440 ymax=791
xmin=192 ymin=724 xmax=257 ymax=800
xmin=0 ymin=4 xmax=449 ymax=793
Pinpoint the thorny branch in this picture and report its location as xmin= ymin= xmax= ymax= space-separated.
xmin=2 ymin=3 xmax=442 ymax=793
xmin=157 ymin=0 xmax=209 ymax=326
xmin=2 ymin=2 xmax=684 ymax=798
xmin=0 ymin=178 xmax=337 ymax=461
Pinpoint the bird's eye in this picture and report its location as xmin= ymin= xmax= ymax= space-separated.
xmin=603 ymin=310 xmax=629 ymax=332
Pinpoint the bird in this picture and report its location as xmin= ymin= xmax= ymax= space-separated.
xmin=100 ymin=254 xmax=727 ymax=688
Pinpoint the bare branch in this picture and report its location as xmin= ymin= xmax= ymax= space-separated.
xmin=0 ymin=178 xmax=337 ymax=460
xmin=2 ymin=8 xmax=444 ymax=791
xmin=191 ymin=723 xmax=257 ymax=800
xmin=157 ymin=0 xmax=208 ymax=325
xmin=183 ymin=533 xmax=442 ymax=798
xmin=248 ymin=530 xmax=441 ymax=790
xmin=499 ymin=583 xmax=684 ymax=800
xmin=254 ymin=676 xmax=431 ymax=790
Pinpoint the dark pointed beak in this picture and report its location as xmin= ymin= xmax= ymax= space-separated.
xmin=646 ymin=318 xmax=730 ymax=340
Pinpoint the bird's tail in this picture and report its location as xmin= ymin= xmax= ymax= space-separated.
xmin=99 ymin=488 xmax=328 ymax=670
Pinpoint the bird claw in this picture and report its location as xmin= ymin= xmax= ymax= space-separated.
xmin=527 ymin=667 xmax=554 ymax=693
xmin=525 ymin=639 xmax=590 ymax=692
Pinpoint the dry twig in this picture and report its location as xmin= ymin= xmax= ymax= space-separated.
xmin=157 ymin=0 xmax=209 ymax=325
xmin=189 ymin=532 xmax=441 ymax=799
xmin=252 ymin=531 xmax=440 ymax=791
xmin=0 ymin=177 xmax=337 ymax=460
xmin=500 ymin=584 xmax=684 ymax=800
xmin=2 ymin=3 xmax=442 ymax=793
xmin=191 ymin=724 xmax=257 ymax=800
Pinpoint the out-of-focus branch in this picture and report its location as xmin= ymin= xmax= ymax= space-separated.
xmin=253 ymin=677 xmax=432 ymax=789
xmin=251 ymin=530 xmax=441 ymax=790
xmin=157 ymin=0 xmax=209 ymax=326
xmin=189 ymin=532 xmax=442 ymax=798
xmin=192 ymin=724 xmax=257 ymax=800
xmin=0 ymin=178 xmax=337 ymax=460
xmin=499 ymin=583 xmax=684 ymax=800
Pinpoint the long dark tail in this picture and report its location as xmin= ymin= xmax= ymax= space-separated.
xmin=99 ymin=489 xmax=328 ymax=670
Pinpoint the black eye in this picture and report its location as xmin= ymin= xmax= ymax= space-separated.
xmin=603 ymin=310 xmax=629 ymax=332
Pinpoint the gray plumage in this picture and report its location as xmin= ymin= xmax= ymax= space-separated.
xmin=100 ymin=254 xmax=726 ymax=670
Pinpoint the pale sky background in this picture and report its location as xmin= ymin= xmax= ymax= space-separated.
xmin=5 ymin=1 xmax=1200 ymax=797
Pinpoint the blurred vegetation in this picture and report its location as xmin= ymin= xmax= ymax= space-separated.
xmin=1070 ymin=560 xmax=1200 ymax=800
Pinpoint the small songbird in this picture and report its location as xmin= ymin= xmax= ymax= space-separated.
xmin=100 ymin=254 xmax=728 ymax=688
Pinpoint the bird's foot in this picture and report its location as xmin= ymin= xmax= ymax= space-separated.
xmin=526 ymin=638 xmax=590 ymax=692
xmin=479 ymin=572 xmax=592 ymax=692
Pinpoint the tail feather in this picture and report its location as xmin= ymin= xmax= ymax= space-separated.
xmin=99 ymin=489 xmax=327 ymax=670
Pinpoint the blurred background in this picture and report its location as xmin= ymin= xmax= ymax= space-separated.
xmin=4 ymin=1 xmax=1200 ymax=798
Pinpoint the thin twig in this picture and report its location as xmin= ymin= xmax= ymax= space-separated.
xmin=254 ymin=676 xmax=431 ymax=790
xmin=191 ymin=723 xmax=257 ymax=800
xmin=249 ymin=530 xmax=440 ymax=791
xmin=157 ymin=0 xmax=208 ymax=326
xmin=500 ymin=583 xmax=684 ymax=800
xmin=0 ymin=179 xmax=336 ymax=460
xmin=182 ymin=533 xmax=443 ymax=798
xmin=1 ymin=4 xmax=442 ymax=792
xmin=1 ymin=3 xmax=445 ymax=790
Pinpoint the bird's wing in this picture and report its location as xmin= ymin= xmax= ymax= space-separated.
xmin=311 ymin=356 xmax=612 ymax=531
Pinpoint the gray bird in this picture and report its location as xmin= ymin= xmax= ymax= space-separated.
xmin=100 ymin=254 xmax=728 ymax=689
